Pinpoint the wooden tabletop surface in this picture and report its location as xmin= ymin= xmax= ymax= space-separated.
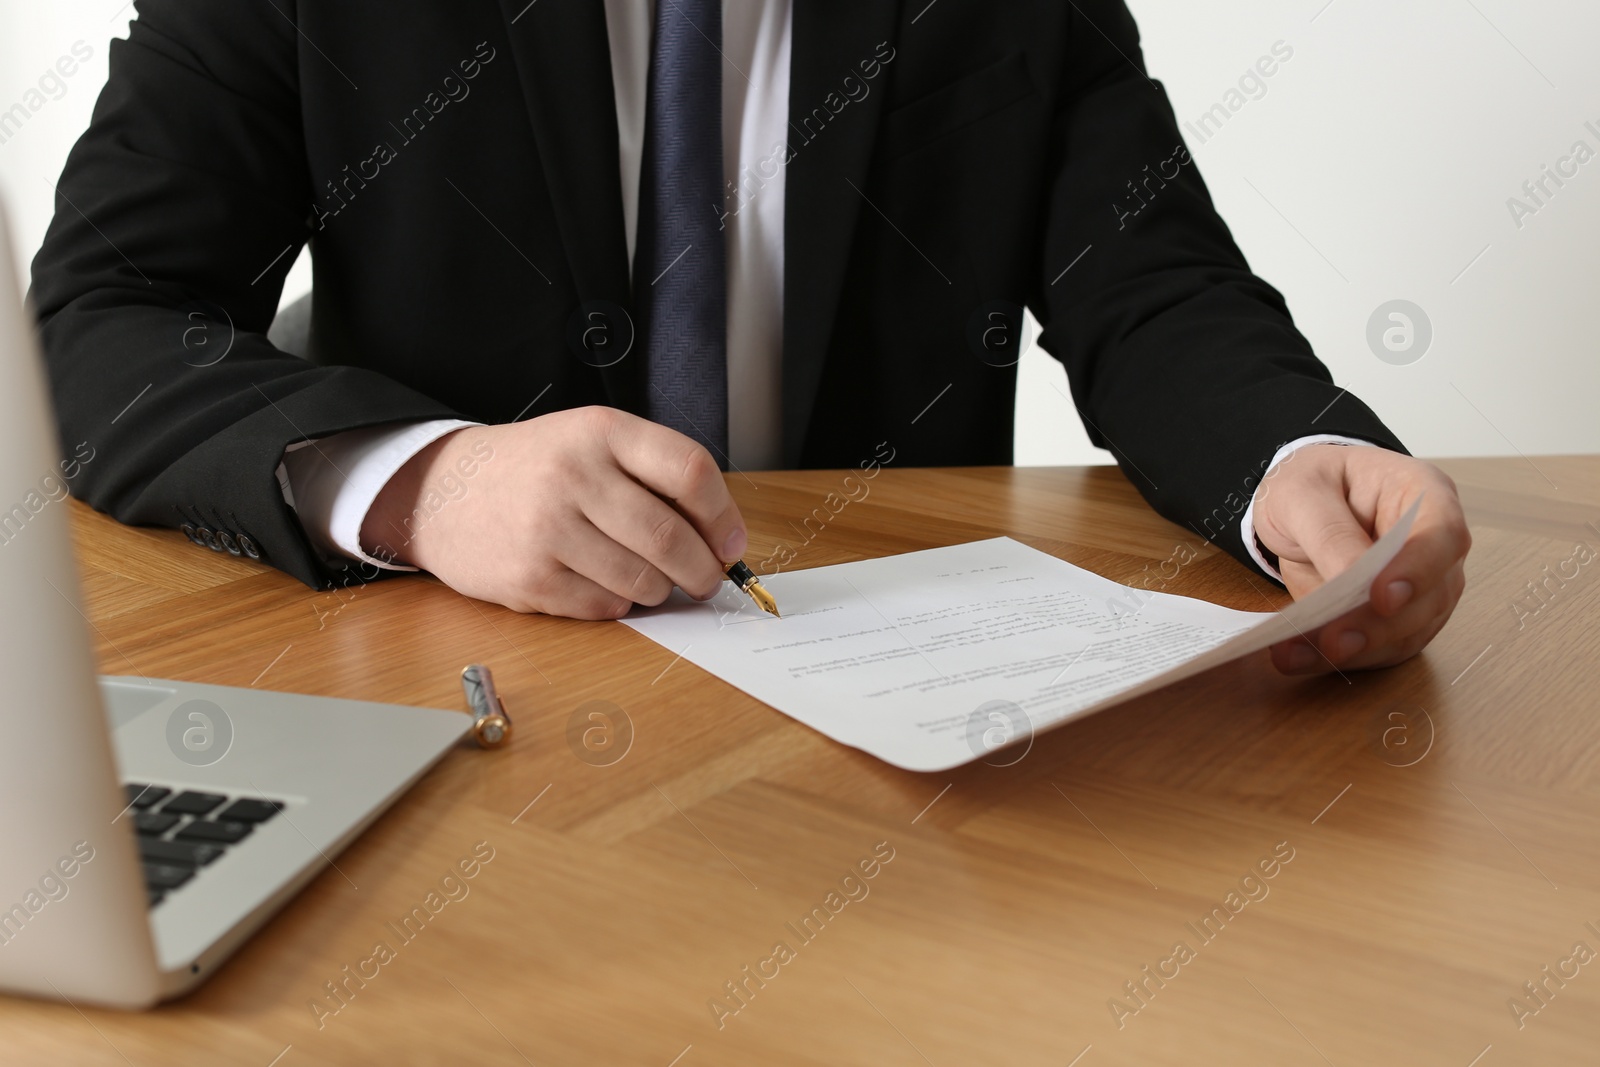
xmin=7 ymin=456 xmax=1599 ymax=1066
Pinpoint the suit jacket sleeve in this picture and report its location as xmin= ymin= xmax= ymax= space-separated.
xmin=1033 ymin=2 xmax=1409 ymax=575
xmin=28 ymin=0 xmax=460 ymax=589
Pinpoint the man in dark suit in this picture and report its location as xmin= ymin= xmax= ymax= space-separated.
xmin=30 ymin=0 xmax=1468 ymax=674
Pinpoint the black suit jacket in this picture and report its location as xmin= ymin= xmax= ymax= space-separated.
xmin=31 ymin=0 xmax=1407 ymax=591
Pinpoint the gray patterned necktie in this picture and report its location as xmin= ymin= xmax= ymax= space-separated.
xmin=636 ymin=0 xmax=728 ymax=466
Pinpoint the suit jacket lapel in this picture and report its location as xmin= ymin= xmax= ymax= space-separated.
xmin=495 ymin=0 xmax=644 ymax=415
xmin=782 ymin=0 xmax=902 ymax=465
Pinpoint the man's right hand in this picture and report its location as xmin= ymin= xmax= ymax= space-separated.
xmin=361 ymin=406 xmax=747 ymax=619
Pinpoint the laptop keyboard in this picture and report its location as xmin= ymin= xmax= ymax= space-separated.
xmin=124 ymin=784 xmax=284 ymax=907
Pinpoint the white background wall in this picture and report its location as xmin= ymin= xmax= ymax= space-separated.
xmin=3 ymin=1 xmax=1597 ymax=465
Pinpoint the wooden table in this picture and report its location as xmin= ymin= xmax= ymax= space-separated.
xmin=8 ymin=458 xmax=1599 ymax=1065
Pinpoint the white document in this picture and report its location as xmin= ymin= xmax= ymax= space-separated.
xmin=621 ymin=498 xmax=1421 ymax=772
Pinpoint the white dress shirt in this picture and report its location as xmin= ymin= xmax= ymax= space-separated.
xmin=279 ymin=0 xmax=1368 ymax=582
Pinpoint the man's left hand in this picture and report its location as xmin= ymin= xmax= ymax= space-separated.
xmin=1249 ymin=444 xmax=1471 ymax=675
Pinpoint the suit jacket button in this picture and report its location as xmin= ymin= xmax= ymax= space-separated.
xmin=180 ymin=523 xmax=201 ymax=545
xmin=198 ymin=527 xmax=222 ymax=551
xmin=218 ymin=530 xmax=241 ymax=556
xmin=239 ymin=534 xmax=261 ymax=560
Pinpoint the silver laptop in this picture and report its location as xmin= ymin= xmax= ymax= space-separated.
xmin=0 ymin=202 xmax=469 ymax=1008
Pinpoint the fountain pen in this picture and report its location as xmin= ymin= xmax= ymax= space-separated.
xmin=724 ymin=560 xmax=780 ymax=617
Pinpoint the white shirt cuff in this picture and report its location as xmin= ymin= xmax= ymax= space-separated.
xmin=277 ymin=419 xmax=481 ymax=572
xmin=1240 ymin=434 xmax=1380 ymax=582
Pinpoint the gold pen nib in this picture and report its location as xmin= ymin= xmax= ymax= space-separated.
xmin=724 ymin=559 xmax=781 ymax=617
xmin=747 ymin=578 xmax=779 ymax=618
